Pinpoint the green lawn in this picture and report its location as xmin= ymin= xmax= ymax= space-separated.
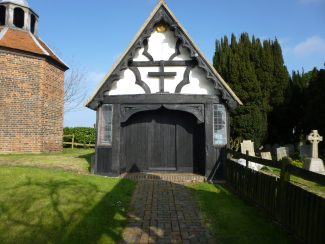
xmin=262 ymin=167 xmax=325 ymax=197
xmin=0 ymin=166 xmax=136 ymax=244
xmin=0 ymin=148 xmax=94 ymax=174
xmin=189 ymin=183 xmax=293 ymax=244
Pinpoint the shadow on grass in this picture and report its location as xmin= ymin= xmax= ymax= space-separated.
xmin=0 ymin=174 xmax=135 ymax=244
xmin=190 ymin=183 xmax=294 ymax=244
xmin=77 ymin=152 xmax=95 ymax=172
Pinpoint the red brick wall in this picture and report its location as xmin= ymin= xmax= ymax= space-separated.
xmin=40 ymin=61 xmax=64 ymax=152
xmin=0 ymin=51 xmax=65 ymax=153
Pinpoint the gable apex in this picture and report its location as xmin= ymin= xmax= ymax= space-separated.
xmin=86 ymin=1 xmax=242 ymax=109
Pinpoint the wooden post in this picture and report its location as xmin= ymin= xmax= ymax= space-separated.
xmin=72 ymin=135 xmax=74 ymax=149
xmin=245 ymin=150 xmax=250 ymax=197
xmin=277 ymin=157 xmax=291 ymax=222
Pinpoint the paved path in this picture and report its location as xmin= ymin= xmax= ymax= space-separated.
xmin=122 ymin=180 xmax=214 ymax=243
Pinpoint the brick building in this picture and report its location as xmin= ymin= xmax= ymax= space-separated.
xmin=0 ymin=0 xmax=68 ymax=153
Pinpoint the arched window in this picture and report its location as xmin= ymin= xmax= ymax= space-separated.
xmin=13 ymin=7 xmax=24 ymax=28
xmin=0 ymin=6 xmax=6 ymax=26
xmin=30 ymin=14 xmax=36 ymax=33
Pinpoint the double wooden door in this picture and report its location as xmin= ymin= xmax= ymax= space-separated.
xmin=121 ymin=108 xmax=203 ymax=172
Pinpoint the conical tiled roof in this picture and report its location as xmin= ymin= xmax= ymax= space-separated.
xmin=0 ymin=0 xmax=68 ymax=70
xmin=0 ymin=0 xmax=29 ymax=7
xmin=0 ymin=27 xmax=69 ymax=70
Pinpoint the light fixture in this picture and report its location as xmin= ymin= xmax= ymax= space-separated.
xmin=155 ymin=22 xmax=168 ymax=33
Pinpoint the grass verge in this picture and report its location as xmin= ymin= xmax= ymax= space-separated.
xmin=262 ymin=167 xmax=325 ymax=197
xmin=189 ymin=183 xmax=293 ymax=244
xmin=0 ymin=148 xmax=94 ymax=174
xmin=0 ymin=166 xmax=136 ymax=244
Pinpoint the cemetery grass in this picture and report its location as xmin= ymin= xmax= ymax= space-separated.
xmin=263 ymin=167 xmax=325 ymax=198
xmin=189 ymin=183 xmax=293 ymax=244
xmin=0 ymin=166 xmax=136 ymax=244
xmin=0 ymin=148 xmax=94 ymax=173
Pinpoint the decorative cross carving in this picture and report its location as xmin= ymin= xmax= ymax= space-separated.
xmin=307 ymin=130 xmax=323 ymax=159
xmin=148 ymin=61 xmax=176 ymax=93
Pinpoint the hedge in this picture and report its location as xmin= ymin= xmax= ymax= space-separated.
xmin=63 ymin=127 xmax=96 ymax=144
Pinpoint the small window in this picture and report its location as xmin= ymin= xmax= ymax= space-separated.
xmin=0 ymin=6 xmax=5 ymax=26
xmin=13 ymin=7 xmax=24 ymax=28
xmin=30 ymin=14 xmax=36 ymax=33
xmin=98 ymin=104 xmax=113 ymax=145
xmin=213 ymin=104 xmax=227 ymax=146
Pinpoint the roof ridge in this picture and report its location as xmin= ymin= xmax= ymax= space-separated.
xmin=0 ymin=27 xmax=9 ymax=41
xmin=29 ymin=32 xmax=50 ymax=56
xmin=37 ymin=37 xmax=69 ymax=69
xmin=0 ymin=28 xmax=68 ymax=70
xmin=85 ymin=1 xmax=164 ymax=106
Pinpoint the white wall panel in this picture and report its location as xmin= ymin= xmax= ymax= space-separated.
xmin=107 ymin=29 xmax=215 ymax=95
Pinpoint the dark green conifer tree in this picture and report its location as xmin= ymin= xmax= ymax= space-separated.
xmin=213 ymin=33 xmax=289 ymax=146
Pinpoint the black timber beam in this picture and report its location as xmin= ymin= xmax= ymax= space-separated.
xmin=102 ymin=94 xmax=220 ymax=105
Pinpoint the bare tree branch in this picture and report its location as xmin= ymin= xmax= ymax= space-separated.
xmin=64 ymin=69 xmax=88 ymax=113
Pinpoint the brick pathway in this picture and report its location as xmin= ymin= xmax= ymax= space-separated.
xmin=122 ymin=180 xmax=214 ymax=243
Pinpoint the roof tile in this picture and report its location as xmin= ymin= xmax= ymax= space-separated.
xmin=0 ymin=28 xmax=68 ymax=69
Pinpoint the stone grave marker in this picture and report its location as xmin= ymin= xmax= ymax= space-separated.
xmin=261 ymin=152 xmax=272 ymax=160
xmin=277 ymin=147 xmax=288 ymax=161
xmin=303 ymin=130 xmax=325 ymax=174
xmin=300 ymin=145 xmax=312 ymax=159
xmin=240 ymin=140 xmax=263 ymax=171
xmin=241 ymin=140 xmax=255 ymax=156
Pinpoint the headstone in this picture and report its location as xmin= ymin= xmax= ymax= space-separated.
xmin=261 ymin=152 xmax=272 ymax=160
xmin=276 ymin=147 xmax=289 ymax=161
xmin=240 ymin=140 xmax=263 ymax=171
xmin=241 ymin=140 xmax=255 ymax=156
xmin=308 ymin=130 xmax=322 ymax=158
xmin=300 ymin=145 xmax=312 ymax=159
xmin=303 ymin=130 xmax=325 ymax=174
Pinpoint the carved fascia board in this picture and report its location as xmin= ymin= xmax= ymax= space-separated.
xmin=120 ymin=104 xmax=205 ymax=124
xmin=87 ymin=4 xmax=239 ymax=110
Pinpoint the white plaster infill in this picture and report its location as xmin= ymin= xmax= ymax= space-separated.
xmin=107 ymin=69 xmax=145 ymax=96
xmin=108 ymin=29 xmax=215 ymax=96
xmin=0 ymin=27 xmax=9 ymax=40
xmin=85 ymin=0 xmax=243 ymax=107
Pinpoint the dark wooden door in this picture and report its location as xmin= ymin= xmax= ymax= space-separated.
xmin=148 ymin=113 xmax=176 ymax=170
xmin=121 ymin=108 xmax=202 ymax=172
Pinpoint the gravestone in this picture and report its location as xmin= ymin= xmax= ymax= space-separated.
xmin=300 ymin=145 xmax=312 ymax=159
xmin=303 ymin=130 xmax=325 ymax=174
xmin=261 ymin=152 xmax=272 ymax=160
xmin=241 ymin=140 xmax=255 ymax=156
xmin=277 ymin=147 xmax=289 ymax=161
xmin=240 ymin=140 xmax=263 ymax=171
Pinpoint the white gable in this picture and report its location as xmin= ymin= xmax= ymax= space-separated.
xmin=107 ymin=29 xmax=215 ymax=96
xmin=86 ymin=1 xmax=242 ymax=109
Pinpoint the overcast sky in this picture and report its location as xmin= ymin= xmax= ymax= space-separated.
xmin=28 ymin=0 xmax=325 ymax=127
